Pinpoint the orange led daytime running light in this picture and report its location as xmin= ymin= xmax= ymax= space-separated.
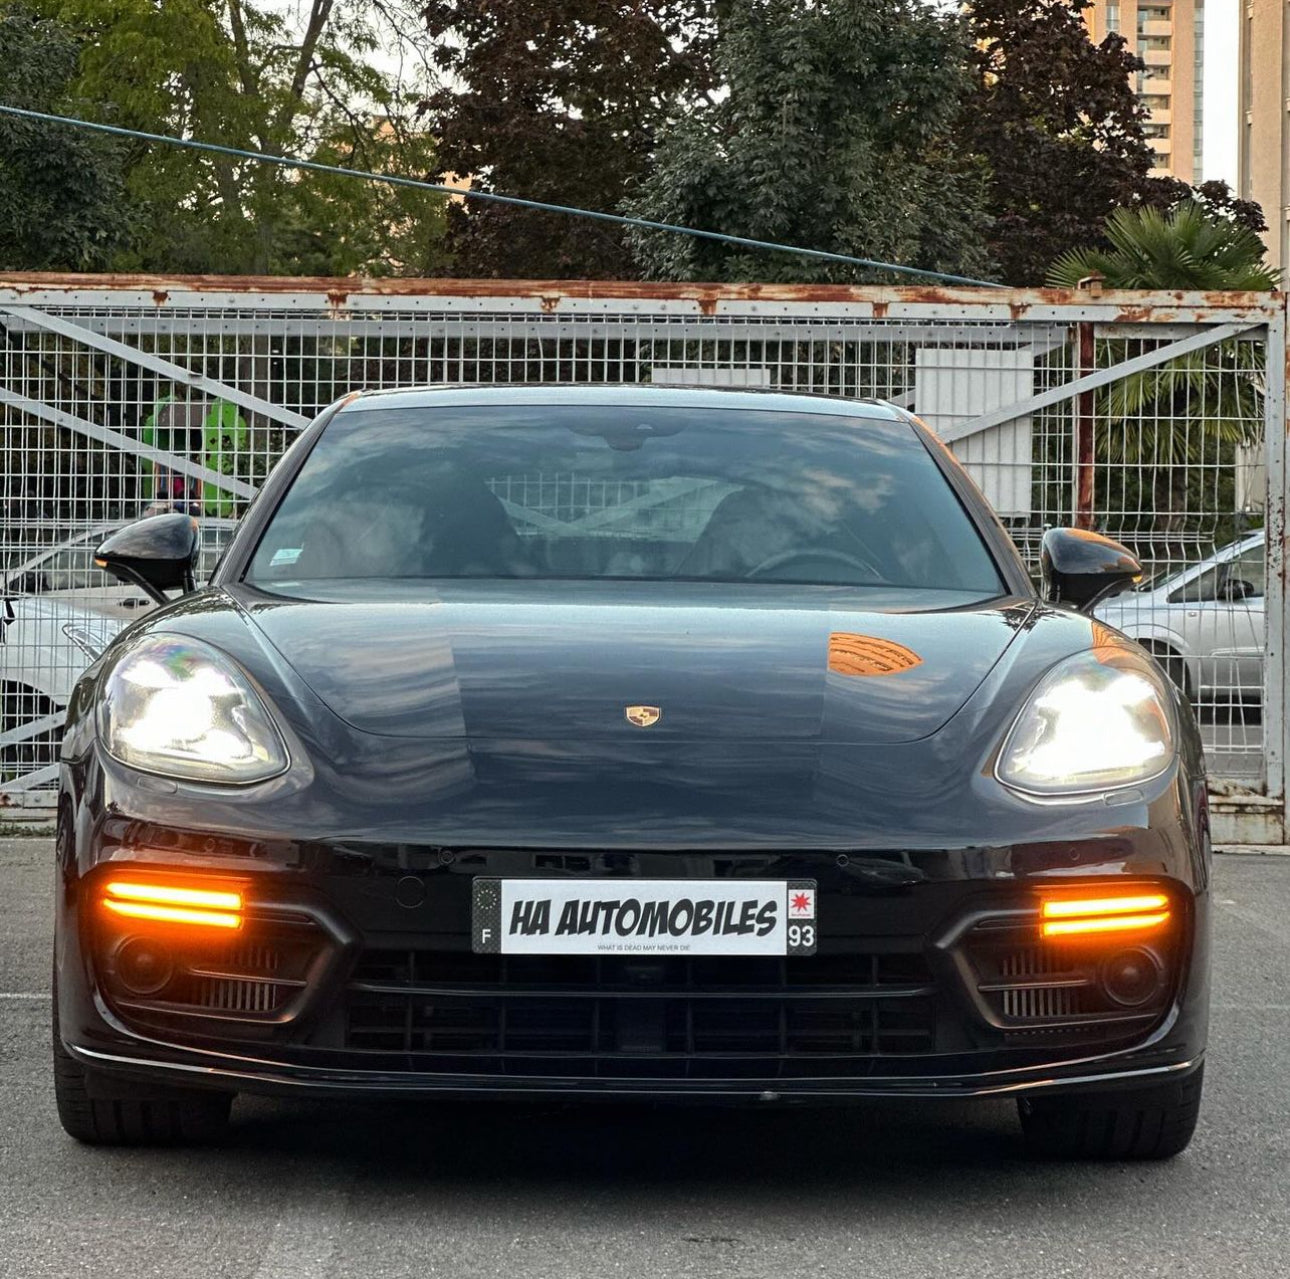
xmin=1042 ymin=911 xmax=1171 ymax=938
xmin=1042 ymin=894 xmax=1169 ymax=919
xmin=101 ymin=880 xmax=244 ymax=930
xmin=1040 ymin=892 xmax=1171 ymax=939
xmin=103 ymin=901 xmax=242 ymax=929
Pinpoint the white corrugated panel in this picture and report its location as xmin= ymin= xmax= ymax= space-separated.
xmin=648 ymin=367 xmax=772 ymax=387
xmin=913 ymin=347 xmax=1034 ymax=518
xmin=1236 ymin=442 xmax=1266 ymax=513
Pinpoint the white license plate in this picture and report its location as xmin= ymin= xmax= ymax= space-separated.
xmin=472 ymin=879 xmax=817 ymax=956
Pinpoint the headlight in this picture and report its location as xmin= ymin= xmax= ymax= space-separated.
xmin=100 ymin=635 xmax=288 ymax=783
xmin=996 ymin=650 xmax=1174 ymax=796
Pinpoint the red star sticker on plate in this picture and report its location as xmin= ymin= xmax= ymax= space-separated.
xmin=791 ymin=892 xmax=812 ymax=914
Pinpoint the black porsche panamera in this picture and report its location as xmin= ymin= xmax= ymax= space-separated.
xmin=53 ymin=386 xmax=1209 ymax=1158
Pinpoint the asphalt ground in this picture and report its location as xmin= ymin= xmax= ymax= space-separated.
xmin=1 ymin=838 xmax=1287 ymax=1279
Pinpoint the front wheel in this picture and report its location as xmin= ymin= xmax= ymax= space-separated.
xmin=1018 ymin=1065 xmax=1203 ymax=1160
xmin=53 ymin=988 xmax=232 ymax=1146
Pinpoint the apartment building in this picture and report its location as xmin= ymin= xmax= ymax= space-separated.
xmin=1239 ymin=1 xmax=1289 ymax=270
xmin=1084 ymin=0 xmax=1204 ymax=183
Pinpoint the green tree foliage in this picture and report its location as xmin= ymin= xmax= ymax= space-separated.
xmin=963 ymin=0 xmax=1159 ymax=286
xmin=963 ymin=0 xmax=1269 ymax=286
xmin=1048 ymin=202 xmax=1279 ymax=537
xmin=267 ymin=122 xmax=448 ymax=277
xmin=1142 ymin=177 xmax=1268 ymax=239
xmin=622 ymin=0 xmax=993 ymax=284
xmin=423 ymin=0 xmax=716 ymax=279
xmin=23 ymin=0 xmax=446 ymax=275
xmin=0 ymin=5 xmax=134 ymax=270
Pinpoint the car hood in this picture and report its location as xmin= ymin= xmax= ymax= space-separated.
xmin=232 ymin=581 xmax=1035 ymax=745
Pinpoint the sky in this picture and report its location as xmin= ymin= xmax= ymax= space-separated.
xmin=1204 ymin=0 xmax=1238 ymax=185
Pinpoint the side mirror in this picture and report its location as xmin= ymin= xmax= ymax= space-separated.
xmin=1040 ymin=527 xmax=1142 ymax=613
xmin=95 ymin=513 xmax=200 ymax=606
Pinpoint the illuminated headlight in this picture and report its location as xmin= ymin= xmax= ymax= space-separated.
xmin=100 ymin=635 xmax=288 ymax=784
xmin=996 ymin=650 xmax=1175 ymax=796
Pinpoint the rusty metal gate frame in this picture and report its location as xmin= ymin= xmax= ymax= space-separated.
xmin=0 ymin=277 xmax=1283 ymax=843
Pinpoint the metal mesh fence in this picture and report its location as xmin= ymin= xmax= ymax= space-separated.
xmin=0 ymin=281 xmax=1282 ymax=811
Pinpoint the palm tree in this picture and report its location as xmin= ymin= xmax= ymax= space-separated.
xmin=1047 ymin=202 xmax=1279 ymax=553
xmin=1048 ymin=201 xmax=1280 ymax=291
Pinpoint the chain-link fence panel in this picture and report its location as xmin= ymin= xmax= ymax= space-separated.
xmin=0 ymin=280 xmax=1282 ymax=833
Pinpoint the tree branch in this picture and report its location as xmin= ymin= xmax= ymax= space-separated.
xmin=225 ymin=0 xmax=259 ymax=102
xmin=270 ymin=0 xmax=335 ymax=142
xmin=309 ymin=57 xmax=372 ymax=165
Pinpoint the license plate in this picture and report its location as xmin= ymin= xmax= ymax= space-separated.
xmin=472 ymin=879 xmax=817 ymax=956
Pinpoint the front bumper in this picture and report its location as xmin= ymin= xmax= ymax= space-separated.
xmin=58 ymin=830 xmax=1211 ymax=1103
xmin=66 ymin=1041 xmax=1204 ymax=1102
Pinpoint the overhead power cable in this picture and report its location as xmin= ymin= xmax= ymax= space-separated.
xmin=0 ymin=104 xmax=1005 ymax=288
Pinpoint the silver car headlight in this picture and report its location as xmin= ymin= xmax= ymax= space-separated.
xmin=100 ymin=635 xmax=288 ymax=784
xmin=996 ymin=649 xmax=1175 ymax=797
xmin=62 ymin=623 xmax=108 ymax=661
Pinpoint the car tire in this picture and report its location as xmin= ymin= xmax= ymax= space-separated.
xmin=52 ymin=986 xmax=232 ymax=1146
xmin=1017 ymin=1065 xmax=1203 ymax=1160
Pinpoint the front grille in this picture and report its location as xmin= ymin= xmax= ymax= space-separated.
xmin=349 ymin=950 xmax=932 ymax=991
xmin=995 ymin=947 xmax=1090 ymax=1020
xmin=175 ymin=944 xmax=294 ymax=1015
xmin=343 ymin=950 xmax=938 ymax=1076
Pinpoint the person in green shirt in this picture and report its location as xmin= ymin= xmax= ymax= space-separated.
xmin=140 ymin=395 xmax=247 ymax=517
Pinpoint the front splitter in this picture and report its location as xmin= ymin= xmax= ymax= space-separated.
xmin=68 ymin=1042 xmax=1203 ymax=1103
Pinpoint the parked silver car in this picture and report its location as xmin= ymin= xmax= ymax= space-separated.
xmin=1 ymin=520 xmax=237 ymax=622
xmin=0 ymin=596 xmax=123 ymax=775
xmin=1095 ymin=530 xmax=1265 ymax=702
xmin=1 ymin=519 xmax=238 ymax=777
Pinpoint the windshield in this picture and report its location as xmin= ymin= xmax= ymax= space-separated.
xmin=245 ymin=405 xmax=1004 ymax=596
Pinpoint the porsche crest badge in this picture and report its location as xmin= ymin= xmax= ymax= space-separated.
xmin=625 ymin=705 xmax=662 ymax=728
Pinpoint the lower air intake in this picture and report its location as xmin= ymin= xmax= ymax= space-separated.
xmin=342 ymin=950 xmax=939 ymax=1077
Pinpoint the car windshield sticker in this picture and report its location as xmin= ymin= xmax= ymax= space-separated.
xmin=269 ymin=547 xmax=303 ymax=567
